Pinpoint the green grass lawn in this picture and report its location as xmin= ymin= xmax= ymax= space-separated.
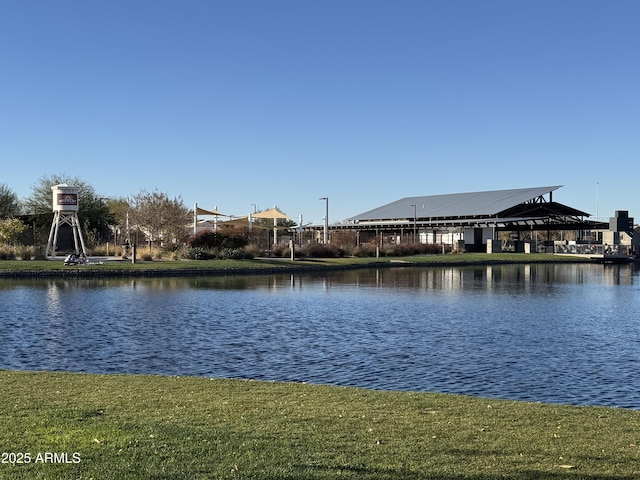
xmin=0 ymin=253 xmax=590 ymax=275
xmin=1 ymin=371 xmax=638 ymax=479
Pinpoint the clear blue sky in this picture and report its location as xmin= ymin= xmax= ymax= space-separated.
xmin=1 ymin=1 xmax=638 ymax=225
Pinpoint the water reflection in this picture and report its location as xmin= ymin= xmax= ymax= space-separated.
xmin=1 ymin=262 xmax=638 ymax=292
xmin=1 ymin=263 xmax=639 ymax=408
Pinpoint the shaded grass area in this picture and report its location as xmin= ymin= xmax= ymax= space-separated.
xmin=1 ymin=371 xmax=639 ymax=479
xmin=0 ymin=253 xmax=590 ymax=277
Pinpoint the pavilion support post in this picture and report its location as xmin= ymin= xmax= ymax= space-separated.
xmin=194 ymin=202 xmax=197 ymax=235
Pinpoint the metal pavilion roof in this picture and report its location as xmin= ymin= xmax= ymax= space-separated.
xmin=347 ymin=186 xmax=568 ymax=222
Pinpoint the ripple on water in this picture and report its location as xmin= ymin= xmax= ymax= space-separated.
xmin=1 ymin=264 xmax=640 ymax=408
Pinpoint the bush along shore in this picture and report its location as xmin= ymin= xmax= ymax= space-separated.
xmin=0 ymin=253 xmax=591 ymax=278
xmin=1 ymin=370 xmax=640 ymax=479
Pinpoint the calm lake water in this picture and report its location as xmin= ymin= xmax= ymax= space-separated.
xmin=1 ymin=263 xmax=639 ymax=408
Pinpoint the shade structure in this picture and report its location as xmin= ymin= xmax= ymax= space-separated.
xmin=250 ymin=207 xmax=291 ymax=245
xmin=251 ymin=207 xmax=289 ymax=219
xmin=218 ymin=216 xmax=251 ymax=227
xmin=218 ymin=217 xmax=290 ymax=230
xmin=195 ymin=206 xmax=227 ymax=216
xmin=193 ymin=203 xmax=231 ymax=234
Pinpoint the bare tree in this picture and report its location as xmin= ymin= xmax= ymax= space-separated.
xmin=129 ymin=190 xmax=191 ymax=248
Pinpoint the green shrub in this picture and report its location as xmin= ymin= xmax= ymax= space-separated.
xmin=162 ymin=242 xmax=183 ymax=253
xmin=383 ymin=243 xmax=446 ymax=256
xmin=272 ymin=244 xmax=290 ymax=257
xmin=182 ymin=246 xmax=253 ymax=260
xmin=32 ymin=248 xmax=47 ymax=260
xmin=244 ymin=243 xmax=263 ymax=257
xmin=183 ymin=247 xmax=209 ymax=260
xmin=352 ymin=245 xmax=379 ymax=257
xmin=189 ymin=231 xmax=248 ymax=250
xmin=300 ymin=243 xmax=345 ymax=258
xmin=350 ymin=243 xmax=447 ymax=257
xmin=240 ymin=249 xmax=255 ymax=259
xmin=219 ymin=248 xmax=251 ymax=260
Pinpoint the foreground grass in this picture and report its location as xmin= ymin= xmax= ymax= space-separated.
xmin=1 ymin=371 xmax=638 ymax=479
xmin=0 ymin=253 xmax=590 ymax=276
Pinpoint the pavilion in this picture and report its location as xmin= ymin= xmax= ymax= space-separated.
xmin=331 ymin=186 xmax=612 ymax=252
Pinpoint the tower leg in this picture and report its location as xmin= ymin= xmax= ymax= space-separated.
xmin=46 ymin=211 xmax=88 ymax=258
xmin=73 ymin=212 xmax=88 ymax=255
xmin=51 ymin=217 xmax=61 ymax=258
xmin=46 ymin=211 xmax=60 ymax=258
xmin=71 ymin=216 xmax=80 ymax=254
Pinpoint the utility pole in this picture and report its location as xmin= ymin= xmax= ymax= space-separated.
xmin=410 ymin=204 xmax=417 ymax=243
xmin=319 ymin=197 xmax=328 ymax=244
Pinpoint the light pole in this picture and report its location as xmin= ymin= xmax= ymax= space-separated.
xmin=595 ymin=182 xmax=599 ymax=221
xmin=410 ymin=204 xmax=417 ymax=243
xmin=319 ymin=197 xmax=328 ymax=244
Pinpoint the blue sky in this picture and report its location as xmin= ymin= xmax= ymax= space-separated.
xmin=1 ymin=1 xmax=638 ymax=225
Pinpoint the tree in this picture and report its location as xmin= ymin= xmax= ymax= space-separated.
xmin=0 ymin=183 xmax=20 ymax=218
xmin=129 ymin=190 xmax=191 ymax=248
xmin=106 ymin=197 xmax=132 ymax=245
xmin=26 ymin=174 xmax=89 ymax=214
xmin=0 ymin=218 xmax=27 ymax=245
xmin=25 ymin=174 xmax=113 ymax=244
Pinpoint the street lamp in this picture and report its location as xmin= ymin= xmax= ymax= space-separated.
xmin=319 ymin=197 xmax=328 ymax=244
xmin=410 ymin=204 xmax=417 ymax=243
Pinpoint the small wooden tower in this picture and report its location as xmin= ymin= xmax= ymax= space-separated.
xmin=45 ymin=184 xmax=87 ymax=258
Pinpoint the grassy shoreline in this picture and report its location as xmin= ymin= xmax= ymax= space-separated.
xmin=0 ymin=253 xmax=592 ymax=278
xmin=1 ymin=370 xmax=639 ymax=479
